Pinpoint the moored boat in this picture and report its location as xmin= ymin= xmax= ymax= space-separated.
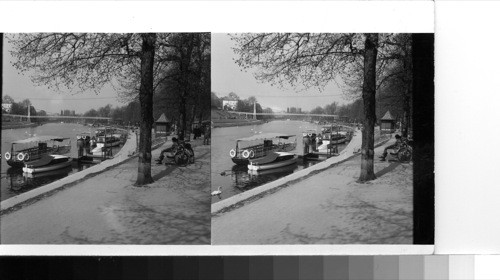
xmin=4 ymin=136 xmax=71 ymax=168
xmin=316 ymin=125 xmax=350 ymax=151
xmin=22 ymin=154 xmax=72 ymax=174
xmin=247 ymin=152 xmax=297 ymax=171
xmin=229 ymin=133 xmax=297 ymax=165
xmin=92 ymin=135 xmax=121 ymax=151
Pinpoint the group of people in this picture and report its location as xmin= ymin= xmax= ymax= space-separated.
xmin=76 ymin=135 xmax=97 ymax=157
xmin=302 ymin=133 xmax=318 ymax=155
xmin=379 ymin=134 xmax=404 ymax=161
xmin=156 ymin=137 xmax=195 ymax=165
xmin=193 ymin=124 xmax=211 ymax=146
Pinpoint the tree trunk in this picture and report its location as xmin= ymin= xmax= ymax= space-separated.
xmin=177 ymin=35 xmax=195 ymax=141
xmin=135 ymin=33 xmax=156 ymax=186
xmin=358 ymin=33 xmax=378 ymax=182
xmin=178 ymin=94 xmax=187 ymax=141
xmin=402 ymin=47 xmax=412 ymax=138
xmin=402 ymin=87 xmax=411 ymax=138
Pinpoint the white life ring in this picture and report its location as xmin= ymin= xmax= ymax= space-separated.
xmin=24 ymin=153 xmax=30 ymax=161
xmin=308 ymin=133 xmax=313 ymax=137
xmin=249 ymin=150 xmax=255 ymax=158
xmin=242 ymin=150 xmax=250 ymax=158
xmin=229 ymin=149 xmax=236 ymax=158
xmin=5 ymin=152 xmax=11 ymax=160
xmin=17 ymin=153 xmax=25 ymax=161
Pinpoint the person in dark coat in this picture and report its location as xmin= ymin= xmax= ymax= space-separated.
xmin=203 ymin=125 xmax=211 ymax=145
xmin=379 ymin=134 xmax=403 ymax=161
xmin=156 ymin=137 xmax=179 ymax=164
xmin=303 ymin=134 xmax=310 ymax=155
xmin=76 ymin=136 xmax=84 ymax=157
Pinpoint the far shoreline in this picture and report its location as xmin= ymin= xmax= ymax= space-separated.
xmin=212 ymin=119 xmax=265 ymax=128
xmin=1 ymin=122 xmax=39 ymax=130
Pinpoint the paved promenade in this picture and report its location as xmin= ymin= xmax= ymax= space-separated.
xmin=1 ymin=138 xmax=211 ymax=244
xmin=212 ymin=138 xmax=413 ymax=244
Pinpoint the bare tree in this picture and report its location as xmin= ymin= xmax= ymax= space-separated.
xmin=342 ymin=34 xmax=413 ymax=137
xmin=9 ymin=33 xmax=165 ymax=185
xmin=359 ymin=34 xmax=378 ymax=181
xmin=232 ymin=33 xmax=381 ymax=182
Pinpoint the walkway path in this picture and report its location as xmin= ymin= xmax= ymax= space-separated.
xmin=212 ymin=139 xmax=413 ymax=244
xmin=1 ymin=139 xmax=211 ymax=244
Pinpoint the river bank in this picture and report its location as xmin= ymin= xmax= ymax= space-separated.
xmin=212 ymin=119 xmax=264 ymax=128
xmin=212 ymin=133 xmax=412 ymax=244
xmin=1 ymin=137 xmax=210 ymax=244
xmin=1 ymin=124 xmax=134 ymax=202
xmin=1 ymin=122 xmax=38 ymax=130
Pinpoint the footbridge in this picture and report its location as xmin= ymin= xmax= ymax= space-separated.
xmin=226 ymin=111 xmax=348 ymax=121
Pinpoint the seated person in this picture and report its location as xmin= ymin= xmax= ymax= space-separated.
xmin=156 ymin=137 xmax=179 ymax=164
xmin=379 ymin=134 xmax=403 ymax=161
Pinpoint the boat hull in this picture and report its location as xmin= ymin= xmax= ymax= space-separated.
xmin=22 ymin=161 xmax=72 ymax=174
xmin=248 ymin=158 xmax=297 ymax=171
xmin=231 ymin=157 xmax=249 ymax=165
xmin=7 ymin=160 xmax=29 ymax=168
xmin=24 ymin=166 xmax=72 ymax=179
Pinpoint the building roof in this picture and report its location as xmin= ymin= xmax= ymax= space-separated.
xmin=381 ymin=111 xmax=395 ymax=121
xmin=155 ymin=113 xmax=170 ymax=123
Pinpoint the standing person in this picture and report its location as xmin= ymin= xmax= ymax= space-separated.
xmin=90 ymin=136 xmax=97 ymax=148
xmin=309 ymin=133 xmax=316 ymax=152
xmin=203 ymin=125 xmax=211 ymax=145
xmin=76 ymin=136 xmax=84 ymax=158
xmin=84 ymin=135 xmax=91 ymax=155
xmin=302 ymin=133 xmax=310 ymax=155
xmin=379 ymin=134 xmax=403 ymax=161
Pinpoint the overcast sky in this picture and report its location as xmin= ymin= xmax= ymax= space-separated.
xmin=2 ymin=37 xmax=123 ymax=114
xmin=211 ymin=33 xmax=350 ymax=112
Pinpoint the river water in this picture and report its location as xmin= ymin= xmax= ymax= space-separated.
xmin=211 ymin=120 xmax=348 ymax=204
xmin=1 ymin=123 xmax=125 ymax=201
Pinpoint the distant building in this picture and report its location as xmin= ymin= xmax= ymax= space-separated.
xmin=380 ymin=110 xmax=396 ymax=133
xmin=154 ymin=113 xmax=172 ymax=136
xmin=2 ymin=103 xmax=12 ymax=113
xmin=221 ymin=97 xmax=238 ymax=111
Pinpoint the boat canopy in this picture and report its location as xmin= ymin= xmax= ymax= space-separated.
xmin=13 ymin=136 xmax=70 ymax=145
xmin=236 ymin=133 xmax=296 ymax=142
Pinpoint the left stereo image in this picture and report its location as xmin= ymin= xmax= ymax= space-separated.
xmin=0 ymin=33 xmax=212 ymax=244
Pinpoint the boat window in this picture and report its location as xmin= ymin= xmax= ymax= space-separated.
xmin=38 ymin=142 xmax=47 ymax=150
xmin=264 ymin=140 xmax=273 ymax=147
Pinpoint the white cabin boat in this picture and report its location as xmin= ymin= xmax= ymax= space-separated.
xmin=4 ymin=136 xmax=71 ymax=168
xmin=230 ymin=133 xmax=297 ymax=165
